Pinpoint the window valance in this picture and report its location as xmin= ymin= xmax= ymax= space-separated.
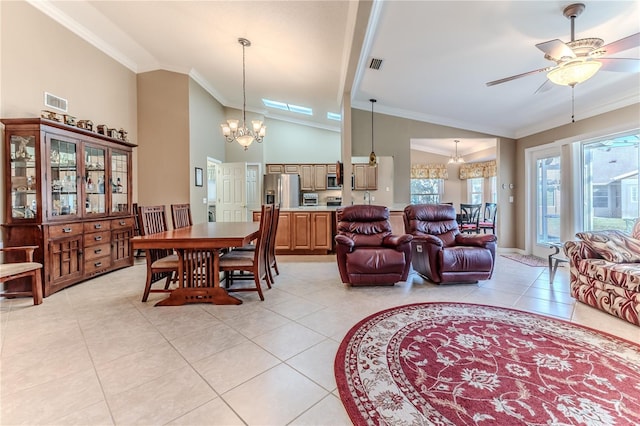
xmin=459 ymin=160 xmax=497 ymax=180
xmin=411 ymin=163 xmax=448 ymax=179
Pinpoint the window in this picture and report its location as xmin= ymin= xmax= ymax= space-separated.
xmin=583 ymin=133 xmax=639 ymax=232
xmin=410 ymin=179 xmax=442 ymax=204
xmin=489 ymin=176 xmax=497 ymax=203
xmin=467 ymin=178 xmax=483 ymax=204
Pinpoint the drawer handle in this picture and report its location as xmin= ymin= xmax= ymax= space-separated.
xmin=94 ymin=224 xmax=102 ymax=229
xmin=94 ymin=261 xmax=102 ymax=267
xmin=94 ymin=248 xmax=102 ymax=254
xmin=95 ymin=236 xmax=103 ymax=241
xmin=63 ymin=227 xmax=72 ymax=233
xmin=119 ymin=221 xmax=126 ymax=225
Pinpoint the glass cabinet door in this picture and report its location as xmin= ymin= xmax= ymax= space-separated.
xmin=111 ymin=149 xmax=129 ymax=214
xmin=84 ymin=145 xmax=106 ymax=216
xmin=9 ymin=135 xmax=38 ymax=220
xmin=48 ymin=135 xmax=79 ymax=219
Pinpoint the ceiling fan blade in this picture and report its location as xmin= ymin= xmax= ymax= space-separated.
xmin=599 ymin=57 xmax=640 ymax=72
xmin=598 ymin=33 xmax=640 ymax=56
xmin=534 ymin=79 xmax=555 ymax=94
xmin=486 ymin=66 xmax=554 ymax=87
xmin=536 ymin=39 xmax=575 ymax=61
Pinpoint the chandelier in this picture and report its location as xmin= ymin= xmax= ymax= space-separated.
xmin=221 ymin=38 xmax=266 ymax=150
xmin=369 ymin=99 xmax=377 ymax=166
xmin=448 ymin=140 xmax=465 ymax=164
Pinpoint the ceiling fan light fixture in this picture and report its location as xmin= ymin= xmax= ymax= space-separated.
xmin=547 ymin=58 xmax=602 ymax=86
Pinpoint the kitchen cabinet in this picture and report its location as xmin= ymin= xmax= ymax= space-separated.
xmin=266 ymin=164 xmax=284 ymax=174
xmin=353 ymin=164 xmax=378 ymax=190
xmin=252 ymin=210 xmax=332 ymax=253
xmin=299 ymin=164 xmax=328 ymax=191
xmin=1 ymin=118 xmax=136 ymax=297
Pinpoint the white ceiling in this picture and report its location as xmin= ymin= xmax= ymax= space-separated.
xmin=28 ymin=0 xmax=640 ymax=155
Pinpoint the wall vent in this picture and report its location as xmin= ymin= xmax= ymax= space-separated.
xmin=369 ymin=58 xmax=383 ymax=70
xmin=44 ymin=92 xmax=68 ymax=112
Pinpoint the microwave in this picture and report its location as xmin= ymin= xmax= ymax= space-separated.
xmin=327 ymin=173 xmax=341 ymax=189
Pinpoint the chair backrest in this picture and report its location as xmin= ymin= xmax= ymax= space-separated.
xmin=171 ymin=203 xmax=193 ymax=229
xmin=133 ymin=203 xmax=141 ymax=236
xmin=404 ymin=204 xmax=460 ymax=246
xmin=336 ymin=205 xmax=392 ymax=247
xmin=267 ymin=204 xmax=281 ymax=265
xmin=255 ymin=204 xmax=273 ymax=278
xmin=138 ymin=205 xmax=170 ymax=236
xmin=483 ymin=202 xmax=497 ymax=223
xmin=460 ymin=203 xmax=482 ymax=226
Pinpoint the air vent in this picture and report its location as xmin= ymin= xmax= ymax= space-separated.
xmin=44 ymin=92 xmax=68 ymax=112
xmin=369 ymin=58 xmax=383 ymax=70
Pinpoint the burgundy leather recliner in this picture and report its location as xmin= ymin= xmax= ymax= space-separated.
xmin=403 ymin=204 xmax=497 ymax=284
xmin=335 ymin=205 xmax=413 ymax=286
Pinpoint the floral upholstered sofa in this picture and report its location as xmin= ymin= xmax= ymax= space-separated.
xmin=564 ymin=220 xmax=640 ymax=326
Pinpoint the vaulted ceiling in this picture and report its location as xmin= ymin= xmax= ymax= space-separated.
xmin=29 ymin=0 xmax=640 ymax=154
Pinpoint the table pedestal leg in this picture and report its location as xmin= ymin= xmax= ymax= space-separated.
xmin=156 ymin=249 xmax=242 ymax=306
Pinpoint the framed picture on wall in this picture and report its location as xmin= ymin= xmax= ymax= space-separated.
xmin=195 ymin=167 xmax=203 ymax=187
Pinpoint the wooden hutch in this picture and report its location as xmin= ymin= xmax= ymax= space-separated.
xmin=2 ymin=118 xmax=136 ymax=297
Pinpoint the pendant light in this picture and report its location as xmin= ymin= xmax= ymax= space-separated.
xmin=220 ymin=38 xmax=266 ymax=150
xmin=448 ymin=140 xmax=465 ymax=164
xmin=369 ymin=99 xmax=377 ymax=166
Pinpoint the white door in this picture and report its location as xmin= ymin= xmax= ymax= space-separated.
xmin=217 ymin=162 xmax=247 ymax=222
xmin=246 ymin=164 xmax=261 ymax=220
xmin=528 ymin=147 xmax=562 ymax=258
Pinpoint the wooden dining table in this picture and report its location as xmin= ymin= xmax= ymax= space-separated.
xmin=131 ymin=221 xmax=260 ymax=306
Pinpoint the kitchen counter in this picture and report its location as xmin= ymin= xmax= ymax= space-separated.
xmin=279 ymin=204 xmax=407 ymax=212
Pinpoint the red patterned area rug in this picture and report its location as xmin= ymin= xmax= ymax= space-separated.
xmin=335 ymin=303 xmax=640 ymax=425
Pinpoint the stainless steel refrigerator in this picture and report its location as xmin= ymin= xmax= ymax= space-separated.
xmin=264 ymin=174 xmax=300 ymax=208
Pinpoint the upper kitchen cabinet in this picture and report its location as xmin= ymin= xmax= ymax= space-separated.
xmin=2 ymin=118 xmax=136 ymax=296
xmin=353 ymin=164 xmax=377 ymax=190
xmin=300 ymin=164 xmax=328 ymax=191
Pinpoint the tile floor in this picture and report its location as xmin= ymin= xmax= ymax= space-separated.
xmin=1 ymin=254 xmax=638 ymax=425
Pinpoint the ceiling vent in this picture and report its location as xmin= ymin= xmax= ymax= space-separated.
xmin=369 ymin=58 xmax=383 ymax=70
xmin=44 ymin=92 xmax=68 ymax=112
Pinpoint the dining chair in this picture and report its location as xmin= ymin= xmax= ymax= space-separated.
xmin=219 ymin=204 xmax=273 ymax=301
xmin=171 ymin=203 xmax=193 ymax=229
xmin=0 ymin=245 xmax=43 ymax=305
xmin=459 ymin=203 xmax=482 ymax=234
xmin=132 ymin=203 xmax=145 ymax=258
xmin=479 ymin=203 xmax=497 ymax=234
xmin=138 ymin=205 xmax=179 ymax=302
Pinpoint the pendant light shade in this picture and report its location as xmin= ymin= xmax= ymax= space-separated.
xmin=369 ymin=99 xmax=377 ymax=166
xmin=448 ymin=140 xmax=465 ymax=164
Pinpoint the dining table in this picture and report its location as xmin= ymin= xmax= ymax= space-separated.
xmin=131 ymin=221 xmax=260 ymax=306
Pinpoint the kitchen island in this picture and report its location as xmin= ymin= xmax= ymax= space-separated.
xmin=253 ymin=205 xmax=408 ymax=254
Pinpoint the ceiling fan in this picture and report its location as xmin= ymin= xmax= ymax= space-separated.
xmin=486 ymin=3 xmax=640 ymax=91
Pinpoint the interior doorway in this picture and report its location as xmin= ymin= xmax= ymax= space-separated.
xmin=206 ymin=158 xmax=219 ymax=222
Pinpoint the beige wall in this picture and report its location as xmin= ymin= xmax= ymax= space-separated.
xmin=136 ymin=71 xmax=190 ymax=214
xmin=0 ymin=1 xmax=137 ymax=232
xmin=264 ymin=119 xmax=340 ymax=164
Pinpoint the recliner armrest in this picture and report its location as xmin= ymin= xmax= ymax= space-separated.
xmin=413 ymin=234 xmax=444 ymax=247
xmin=382 ymin=234 xmax=413 ymax=249
xmin=335 ymin=234 xmax=355 ymax=249
xmin=455 ymin=234 xmax=497 ymax=247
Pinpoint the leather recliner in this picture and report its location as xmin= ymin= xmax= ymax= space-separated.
xmin=335 ymin=205 xmax=413 ymax=286
xmin=403 ymin=204 xmax=497 ymax=284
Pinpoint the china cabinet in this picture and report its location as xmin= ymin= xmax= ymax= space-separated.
xmin=2 ymin=118 xmax=136 ymax=297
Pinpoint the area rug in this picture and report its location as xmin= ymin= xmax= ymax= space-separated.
xmin=501 ymin=253 xmax=548 ymax=267
xmin=335 ymin=303 xmax=640 ymax=425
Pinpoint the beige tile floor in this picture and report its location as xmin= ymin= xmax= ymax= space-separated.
xmin=1 ymin=254 xmax=638 ymax=425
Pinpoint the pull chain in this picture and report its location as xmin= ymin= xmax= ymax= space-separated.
xmin=571 ymin=85 xmax=575 ymax=123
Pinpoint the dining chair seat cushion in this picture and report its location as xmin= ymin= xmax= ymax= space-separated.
xmin=0 ymin=262 xmax=43 ymax=278
xmin=232 ymin=244 xmax=256 ymax=252
xmin=479 ymin=221 xmax=493 ymax=227
xmin=219 ymin=256 xmax=254 ymax=268
xmin=151 ymin=254 xmax=179 ymax=268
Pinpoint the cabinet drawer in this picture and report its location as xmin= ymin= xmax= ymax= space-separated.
xmin=111 ymin=217 xmax=134 ymax=229
xmin=84 ymin=256 xmax=111 ymax=274
xmin=84 ymin=220 xmax=111 ymax=232
xmin=84 ymin=230 xmax=111 ymax=246
xmin=84 ymin=243 xmax=111 ymax=260
xmin=49 ymin=223 xmax=83 ymax=238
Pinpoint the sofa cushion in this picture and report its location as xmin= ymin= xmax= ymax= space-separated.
xmin=577 ymin=258 xmax=640 ymax=293
xmin=576 ymin=230 xmax=640 ymax=263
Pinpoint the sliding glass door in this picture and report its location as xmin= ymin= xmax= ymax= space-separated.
xmin=536 ymin=154 xmax=562 ymax=244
